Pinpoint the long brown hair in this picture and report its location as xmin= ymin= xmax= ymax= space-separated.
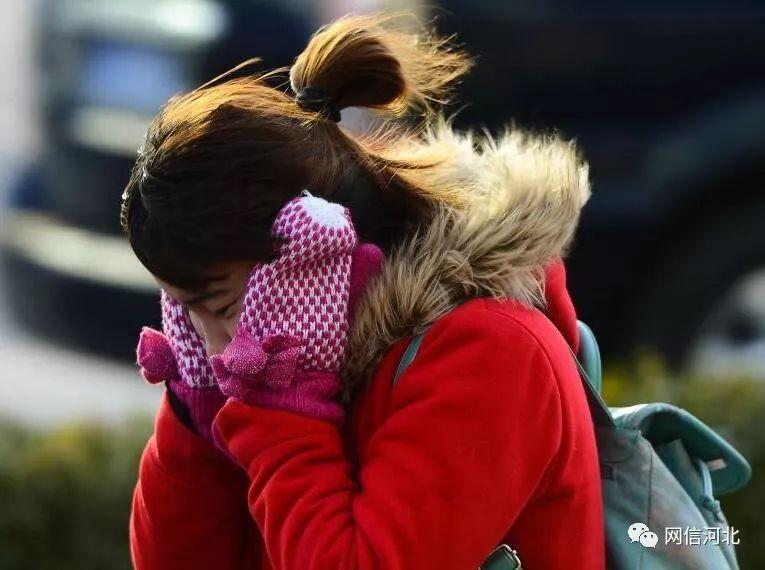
xmin=121 ymin=13 xmax=472 ymax=291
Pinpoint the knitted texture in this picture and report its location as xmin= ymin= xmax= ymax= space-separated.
xmin=161 ymin=292 xmax=215 ymax=388
xmin=211 ymin=194 xmax=362 ymax=424
xmin=136 ymin=293 xmax=226 ymax=444
xmin=242 ymin=195 xmax=356 ymax=371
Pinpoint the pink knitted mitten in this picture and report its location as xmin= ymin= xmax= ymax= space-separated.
xmin=210 ymin=193 xmax=381 ymax=425
xmin=136 ymin=293 xmax=227 ymax=443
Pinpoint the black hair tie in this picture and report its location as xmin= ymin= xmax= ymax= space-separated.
xmin=295 ymin=86 xmax=342 ymax=123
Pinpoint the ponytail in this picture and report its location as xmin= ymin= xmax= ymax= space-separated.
xmin=289 ymin=13 xmax=471 ymax=119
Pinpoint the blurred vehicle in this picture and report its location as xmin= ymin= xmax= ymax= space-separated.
xmin=1 ymin=0 xmax=312 ymax=356
xmin=2 ymin=0 xmax=764 ymax=375
xmin=436 ymin=0 xmax=765 ymax=376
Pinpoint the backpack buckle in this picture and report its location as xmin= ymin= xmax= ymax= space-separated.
xmin=479 ymin=543 xmax=522 ymax=570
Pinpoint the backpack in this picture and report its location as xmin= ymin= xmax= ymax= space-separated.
xmin=393 ymin=318 xmax=752 ymax=569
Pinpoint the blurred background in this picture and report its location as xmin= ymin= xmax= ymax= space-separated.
xmin=0 ymin=0 xmax=763 ymax=568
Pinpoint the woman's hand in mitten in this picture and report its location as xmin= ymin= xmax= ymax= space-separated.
xmin=136 ymin=292 xmax=227 ymax=444
xmin=210 ymin=194 xmax=382 ymax=425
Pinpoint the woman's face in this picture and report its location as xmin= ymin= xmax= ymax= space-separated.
xmin=155 ymin=261 xmax=253 ymax=356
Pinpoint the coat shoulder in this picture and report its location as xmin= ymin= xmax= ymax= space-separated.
xmin=400 ymin=297 xmax=574 ymax=396
xmin=420 ymin=297 xmax=581 ymax=395
xmin=434 ymin=297 xmax=571 ymax=354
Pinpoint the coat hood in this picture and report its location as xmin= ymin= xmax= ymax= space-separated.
xmin=341 ymin=124 xmax=591 ymax=402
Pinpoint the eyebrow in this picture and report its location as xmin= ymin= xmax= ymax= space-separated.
xmin=214 ymin=299 xmax=238 ymax=316
xmin=179 ymin=289 xmax=224 ymax=306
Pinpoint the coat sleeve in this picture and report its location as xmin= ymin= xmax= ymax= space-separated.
xmin=130 ymin=391 xmax=259 ymax=569
xmin=213 ymin=302 xmax=564 ymax=569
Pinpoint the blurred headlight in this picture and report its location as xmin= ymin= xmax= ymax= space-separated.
xmin=79 ymin=41 xmax=188 ymax=112
xmin=67 ymin=41 xmax=191 ymax=155
xmin=43 ymin=0 xmax=225 ymax=154
xmin=53 ymin=0 xmax=228 ymax=47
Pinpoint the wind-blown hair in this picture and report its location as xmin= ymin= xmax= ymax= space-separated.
xmin=120 ymin=13 xmax=473 ymax=291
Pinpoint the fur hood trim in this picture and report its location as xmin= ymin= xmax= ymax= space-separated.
xmin=341 ymin=124 xmax=590 ymax=401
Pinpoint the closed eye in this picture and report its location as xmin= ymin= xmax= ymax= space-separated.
xmin=214 ymin=300 xmax=238 ymax=317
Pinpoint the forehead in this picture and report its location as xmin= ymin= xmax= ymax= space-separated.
xmin=154 ymin=261 xmax=253 ymax=303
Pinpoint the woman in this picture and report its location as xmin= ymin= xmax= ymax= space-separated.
xmin=124 ymin=13 xmax=604 ymax=569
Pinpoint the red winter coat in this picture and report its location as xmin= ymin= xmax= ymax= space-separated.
xmin=130 ymin=129 xmax=605 ymax=569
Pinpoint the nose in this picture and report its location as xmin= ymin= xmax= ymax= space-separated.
xmin=189 ymin=310 xmax=233 ymax=356
xmin=204 ymin=326 xmax=232 ymax=357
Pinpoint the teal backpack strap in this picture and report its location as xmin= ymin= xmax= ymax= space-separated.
xmin=570 ymin=321 xmax=614 ymax=427
xmin=575 ymin=321 xmax=602 ymax=394
xmin=393 ymin=332 xmax=426 ymax=385
xmin=393 ymin=333 xmax=523 ymax=569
